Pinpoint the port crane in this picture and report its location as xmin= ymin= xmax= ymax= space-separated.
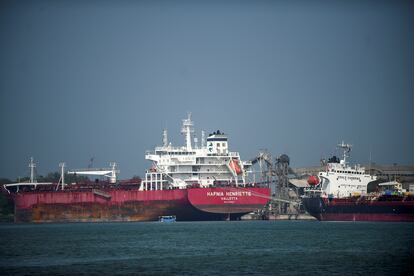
xmin=67 ymin=162 xmax=119 ymax=184
xmin=248 ymin=151 xmax=303 ymax=216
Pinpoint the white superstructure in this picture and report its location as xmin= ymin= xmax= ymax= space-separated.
xmin=142 ymin=113 xmax=252 ymax=190
xmin=306 ymin=142 xmax=377 ymax=198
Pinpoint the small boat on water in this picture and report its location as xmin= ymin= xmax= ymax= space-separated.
xmin=159 ymin=215 xmax=176 ymax=222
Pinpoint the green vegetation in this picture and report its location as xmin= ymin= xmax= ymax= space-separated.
xmin=36 ymin=172 xmax=89 ymax=183
xmin=0 ymin=178 xmax=14 ymax=222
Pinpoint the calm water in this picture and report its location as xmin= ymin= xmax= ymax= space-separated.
xmin=0 ymin=221 xmax=413 ymax=275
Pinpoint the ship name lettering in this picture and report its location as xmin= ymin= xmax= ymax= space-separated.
xmin=207 ymin=191 xmax=252 ymax=197
xmin=225 ymin=191 xmax=251 ymax=197
xmin=338 ymin=176 xmax=360 ymax=181
xmin=207 ymin=192 xmax=224 ymax=197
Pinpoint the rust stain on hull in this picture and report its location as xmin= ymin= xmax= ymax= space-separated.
xmin=16 ymin=201 xmax=232 ymax=223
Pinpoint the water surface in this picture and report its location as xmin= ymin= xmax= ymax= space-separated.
xmin=0 ymin=221 xmax=413 ymax=275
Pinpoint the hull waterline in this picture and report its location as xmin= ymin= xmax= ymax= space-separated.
xmin=302 ymin=197 xmax=414 ymax=222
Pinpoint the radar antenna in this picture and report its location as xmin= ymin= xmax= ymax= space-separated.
xmin=88 ymin=157 xmax=94 ymax=169
xmin=337 ymin=141 xmax=352 ymax=165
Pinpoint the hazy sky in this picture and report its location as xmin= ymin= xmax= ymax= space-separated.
xmin=1 ymin=0 xmax=413 ymax=179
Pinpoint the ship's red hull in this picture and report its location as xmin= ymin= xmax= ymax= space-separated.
xmin=12 ymin=187 xmax=270 ymax=222
xmin=302 ymin=196 xmax=414 ymax=222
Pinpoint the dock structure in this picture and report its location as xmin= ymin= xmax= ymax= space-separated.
xmin=249 ymin=158 xmax=414 ymax=220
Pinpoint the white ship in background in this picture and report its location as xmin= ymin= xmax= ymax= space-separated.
xmin=302 ymin=142 xmax=414 ymax=222
xmin=306 ymin=142 xmax=377 ymax=198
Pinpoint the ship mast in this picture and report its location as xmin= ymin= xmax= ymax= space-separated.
xmin=181 ymin=112 xmax=194 ymax=151
xmin=337 ymin=141 xmax=352 ymax=165
xmin=201 ymin=130 xmax=205 ymax=148
xmin=29 ymin=157 xmax=37 ymax=183
xmin=57 ymin=162 xmax=66 ymax=190
xmin=163 ymin=129 xmax=168 ymax=147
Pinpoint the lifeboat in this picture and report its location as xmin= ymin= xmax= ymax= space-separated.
xmin=307 ymin=175 xmax=320 ymax=186
xmin=229 ymin=159 xmax=243 ymax=175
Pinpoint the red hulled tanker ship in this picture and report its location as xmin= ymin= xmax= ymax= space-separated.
xmin=4 ymin=114 xmax=270 ymax=222
xmin=302 ymin=142 xmax=414 ymax=222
